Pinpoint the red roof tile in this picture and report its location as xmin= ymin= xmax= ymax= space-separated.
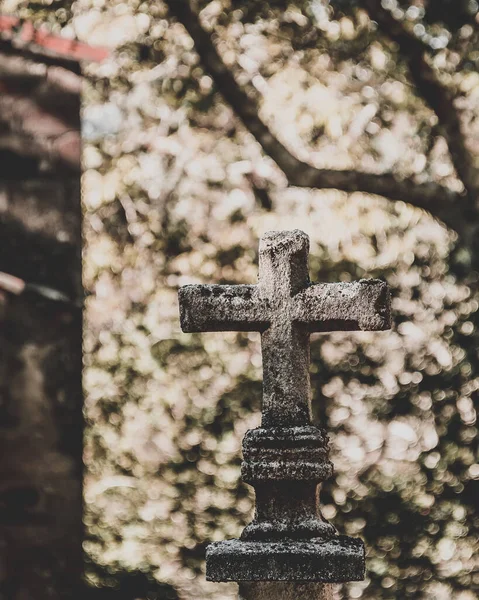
xmin=0 ymin=14 xmax=109 ymax=63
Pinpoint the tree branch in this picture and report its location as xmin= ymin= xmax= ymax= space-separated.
xmin=364 ymin=0 xmax=479 ymax=199
xmin=165 ymin=0 xmax=465 ymax=233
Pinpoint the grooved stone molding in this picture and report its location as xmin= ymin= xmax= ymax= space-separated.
xmin=179 ymin=229 xmax=391 ymax=598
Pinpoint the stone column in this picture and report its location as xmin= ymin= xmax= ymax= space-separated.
xmin=0 ymin=51 xmax=83 ymax=599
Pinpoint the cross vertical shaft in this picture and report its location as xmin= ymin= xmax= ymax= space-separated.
xmin=258 ymin=230 xmax=312 ymax=427
xmin=261 ymin=321 xmax=311 ymax=427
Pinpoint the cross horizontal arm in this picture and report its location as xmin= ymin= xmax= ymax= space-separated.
xmin=293 ymin=279 xmax=390 ymax=332
xmin=179 ymin=284 xmax=268 ymax=333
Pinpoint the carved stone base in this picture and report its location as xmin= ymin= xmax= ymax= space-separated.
xmin=206 ymin=536 xmax=365 ymax=582
xmin=242 ymin=426 xmax=332 ymax=483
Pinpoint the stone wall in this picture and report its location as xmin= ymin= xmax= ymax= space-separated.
xmin=0 ymin=51 xmax=83 ymax=599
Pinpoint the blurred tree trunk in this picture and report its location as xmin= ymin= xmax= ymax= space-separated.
xmin=0 ymin=51 xmax=83 ymax=599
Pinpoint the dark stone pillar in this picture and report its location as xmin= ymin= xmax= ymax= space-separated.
xmin=0 ymin=51 xmax=83 ymax=599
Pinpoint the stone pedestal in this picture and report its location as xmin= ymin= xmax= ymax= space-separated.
xmin=207 ymin=537 xmax=364 ymax=582
xmin=206 ymin=425 xmax=365 ymax=585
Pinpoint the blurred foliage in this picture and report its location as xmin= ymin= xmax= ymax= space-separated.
xmin=5 ymin=0 xmax=479 ymax=598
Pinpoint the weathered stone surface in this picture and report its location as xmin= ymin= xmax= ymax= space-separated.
xmin=0 ymin=181 xmax=83 ymax=597
xmin=179 ymin=231 xmax=390 ymax=428
xmin=0 ymin=43 xmax=83 ymax=600
xmin=241 ymin=426 xmax=332 ymax=483
xmin=238 ymin=583 xmax=335 ymax=600
xmin=240 ymin=482 xmax=336 ymax=542
xmin=206 ymin=537 xmax=365 ymax=582
xmin=178 ymin=230 xmax=391 ymax=590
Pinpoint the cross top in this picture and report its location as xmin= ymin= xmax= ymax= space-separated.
xmin=179 ymin=230 xmax=390 ymax=427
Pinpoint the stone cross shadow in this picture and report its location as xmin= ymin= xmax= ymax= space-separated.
xmin=179 ymin=230 xmax=391 ymax=599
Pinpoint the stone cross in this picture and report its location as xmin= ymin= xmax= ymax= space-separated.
xmin=179 ymin=230 xmax=391 ymax=600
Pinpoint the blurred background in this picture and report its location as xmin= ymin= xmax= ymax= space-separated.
xmin=1 ymin=1 xmax=479 ymax=599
